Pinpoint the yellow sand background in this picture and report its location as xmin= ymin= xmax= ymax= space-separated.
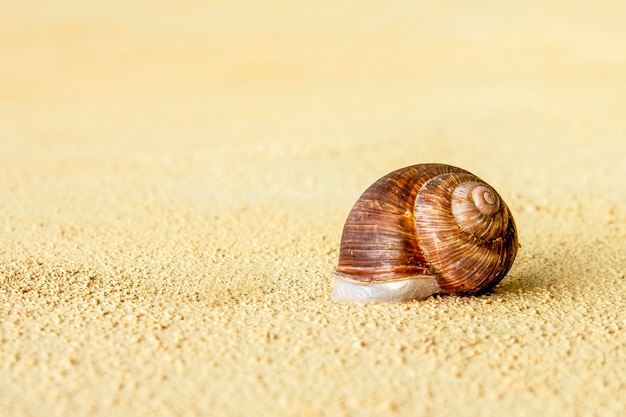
xmin=2 ymin=1 xmax=626 ymax=416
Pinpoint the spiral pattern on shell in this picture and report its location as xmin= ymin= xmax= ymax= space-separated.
xmin=336 ymin=163 xmax=518 ymax=295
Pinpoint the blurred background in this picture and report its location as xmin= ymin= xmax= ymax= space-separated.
xmin=2 ymin=1 xmax=625 ymax=211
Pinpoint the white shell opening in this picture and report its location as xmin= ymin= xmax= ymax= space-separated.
xmin=330 ymin=276 xmax=441 ymax=304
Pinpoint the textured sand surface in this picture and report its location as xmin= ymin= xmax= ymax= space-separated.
xmin=2 ymin=1 xmax=626 ymax=416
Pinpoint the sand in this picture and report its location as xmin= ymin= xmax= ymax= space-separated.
xmin=2 ymin=1 xmax=626 ymax=416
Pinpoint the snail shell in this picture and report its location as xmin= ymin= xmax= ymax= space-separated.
xmin=332 ymin=163 xmax=518 ymax=303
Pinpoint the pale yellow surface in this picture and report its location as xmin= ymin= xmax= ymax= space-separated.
xmin=2 ymin=1 xmax=626 ymax=416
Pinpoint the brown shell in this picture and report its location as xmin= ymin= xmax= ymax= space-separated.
xmin=335 ymin=163 xmax=518 ymax=295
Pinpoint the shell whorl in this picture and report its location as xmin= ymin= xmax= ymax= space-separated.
xmin=336 ymin=163 xmax=518 ymax=296
xmin=414 ymin=172 xmax=517 ymax=294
